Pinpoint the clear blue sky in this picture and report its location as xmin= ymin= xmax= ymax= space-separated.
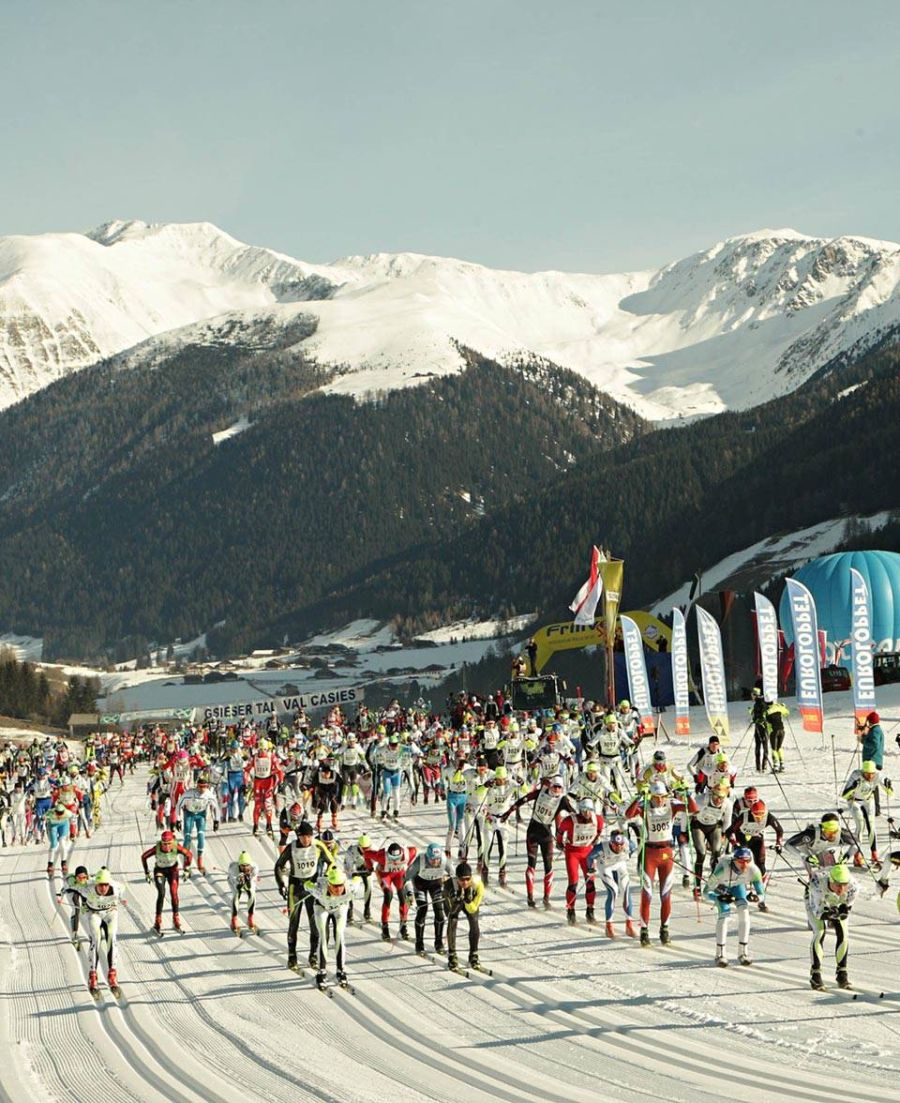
xmin=2 ymin=1 xmax=899 ymax=273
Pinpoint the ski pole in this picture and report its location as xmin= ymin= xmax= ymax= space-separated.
xmin=784 ymin=717 xmax=807 ymax=773
xmin=837 ymin=810 xmax=884 ymax=887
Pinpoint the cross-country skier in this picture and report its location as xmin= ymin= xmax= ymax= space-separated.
xmin=228 ymin=851 xmax=259 ymax=934
xmin=61 ymin=865 xmax=91 ymax=946
xmin=728 ymin=798 xmax=783 ymax=910
xmin=689 ymin=781 xmax=733 ymax=900
xmin=305 ymin=865 xmax=354 ymax=990
xmin=176 ymin=774 xmax=219 ymax=873
xmin=556 ymin=796 xmax=603 ymax=925
xmin=141 ymin=829 xmax=193 ymax=934
xmin=704 ymin=846 xmax=765 ymax=967
xmin=594 ymin=829 xmax=637 ymax=938
xmin=786 ymin=812 xmax=856 ymax=876
xmin=806 ymin=863 xmax=858 ymax=990
xmin=501 ymin=775 xmax=575 ymax=908
xmin=46 ymin=801 xmax=75 ymax=878
xmin=363 ymin=839 xmax=417 ymax=942
xmin=626 ymin=779 xmax=697 ymax=946
xmin=84 ymin=868 xmax=125 ymax=995
xmin=405 ymin=841 xmax=454 ymax=954
xmin=442 ymin=861 xmax=484 ymax=971
xmin=842 ymin=761 xmax=892 ymax=867
xmin=274 ymin=820 xmax=329 ymax=970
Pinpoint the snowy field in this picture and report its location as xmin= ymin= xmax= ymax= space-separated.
xmin=1 ymin=689 xmax=899 ymax=1103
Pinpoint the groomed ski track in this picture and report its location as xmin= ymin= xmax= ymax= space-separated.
xmin=2 ymin=715 xmax=899 ymax=1103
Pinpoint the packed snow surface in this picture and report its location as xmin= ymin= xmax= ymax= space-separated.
xmin=3 ymin=221 xmax=900 ymax=419
xmin=1 ymin=688 xmax=899 ymax=1102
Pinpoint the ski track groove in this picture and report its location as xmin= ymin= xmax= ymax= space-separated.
xmin=2 ymin=847 xmax=171 ymax=1103
xmin=129 ymin=793 xmax=481 ymax=1103
xmin=378 ymin=797 xmax=899 ymax=1101
xmin=200 ymin=830 xmax=591 ymax=1103
xmin=7 ymin=766 xmax=898 ymax=1103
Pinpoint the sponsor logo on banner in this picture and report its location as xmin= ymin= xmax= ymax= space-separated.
xmin=671 ymin=607 xmax=690 ymax=736
xmin=200 ymin=685 xmax=363 ymax=724
xmin=696 ymin=606 xmax=730 ymax=741
xmin=850 ymin=568 xmax=877 ymax=723
xmin=785 ymin=578 xmax=824 ymax=733
xmin=620 ymin=615 xmax=654 ymax=732
xmin=754 ymin=593 xmax=780 ymax=703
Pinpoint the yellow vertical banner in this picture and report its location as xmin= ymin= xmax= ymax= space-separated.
xmin=599 ymin=557 xmax=624 ymax=705
xmin=599 ymin=558 xmax=624 ymax=637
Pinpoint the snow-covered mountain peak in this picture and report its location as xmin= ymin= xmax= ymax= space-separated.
xmin=2 ymin=219 xmax=900 ymax=420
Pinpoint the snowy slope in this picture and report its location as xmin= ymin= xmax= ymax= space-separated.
xmin=2 ymin=691 xmax=899 ymax=1103
xmin=652 ymin=509 xmax=895 ymax=614
xmin=3 ymin=220 xmax=900 ymax=419
xmin=0 ymin=220 xmax=353 ymax=408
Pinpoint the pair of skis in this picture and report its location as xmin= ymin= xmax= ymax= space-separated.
xmin=316 ymin=976 xmax=356 ymax=996
xmin=416 ymin=949 xmax=493 ymax=978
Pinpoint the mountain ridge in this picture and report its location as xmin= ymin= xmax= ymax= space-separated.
xmin=3 ymin=220 xmax=900 ymax=419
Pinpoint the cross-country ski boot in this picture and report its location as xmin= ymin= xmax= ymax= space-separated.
xmin=336 ymin=970 xmax=348 ymax=986
xmin=681 ymin=874 xmax=690 ymax=888
xmin=308 ymin=951 xmax=318 ymax=968
xmin=448 ymin=953 xmax=459 ymax=970
xmin=399 ymin=923 xmax=410 ymax=941
xmin=566 ymin=908 xmax=577 ymax=926
xmin=47 ymin=863 xmax=54 ymax=878
xmin=738 ymin=944 xmax=752 ymax=966
xmin=381 ymin=923 xmax=391 ymax=942
xmin=107 ymin=969 xmax=118 ymax=993
xmin=836 ymin=968 xmax=852 ymax=990
xmin=316 ymin=971 xmax=327 ymax=991
xmin=231 ymin=915 xmax=240 ymax=934
xmin=659 ymin=925 xmax=671 ymax=945
xmin=640 ymin=927 xmax=651 ymax=947
xmin=499 ymin=868 xmax=508 ymax=888
xmin=585 ymin=907 xmax=598 ymax=926
xmin=810 ymin=969 xmax=825 ymax=991
xmin=605 ymin=921 xmax=616 ymax=939
xmin=88 ymin=969 xmax=99 ymax=994
xmin=625 ymin=918 xmax=637 ymax=938
xmin=715 ymin=946 xmax=728 ymax=967
xmin=173 ymin=913 xmax=183 ymax=933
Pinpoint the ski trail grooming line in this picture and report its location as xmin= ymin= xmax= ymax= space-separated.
xmin=55 ymin=822 xmax=237 ymax=1102
xmin=6 ymin=862 xmax=162 ymax=1103
xmin=199 ymin=833 xmax=612 ymax=1103
xmin=126 ymin=795 xmax=355 ymax=1102
xmin=385 ymin=807 xmax=893 ymax=1099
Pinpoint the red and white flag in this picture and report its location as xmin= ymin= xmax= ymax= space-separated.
xmin=570 ymin=546 xmax=604 ymax=626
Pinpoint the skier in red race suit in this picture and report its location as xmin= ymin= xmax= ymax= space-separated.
xmin=556 ymin=797 xmax=604 ymax=925
xmin=246 ymin=739 xmax=283 ymax=837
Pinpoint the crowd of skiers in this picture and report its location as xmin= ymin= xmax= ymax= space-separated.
xmin=3 ymin=694 xmax=899 ymax=995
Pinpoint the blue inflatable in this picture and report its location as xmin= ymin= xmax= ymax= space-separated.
xmin=779 ymin=550 xmax=900 ymax=656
